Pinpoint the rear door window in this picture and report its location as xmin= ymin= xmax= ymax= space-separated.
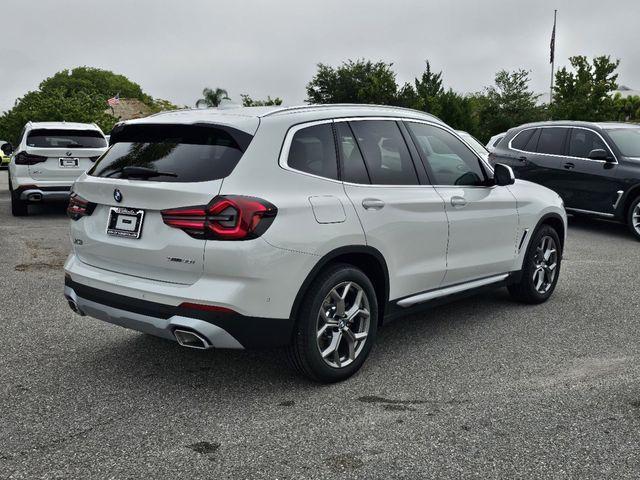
xmin=537 ymin=128 xmax=569 ymax=156
xmin=349 ymin=120 xmax=419 ymax=185
xmin=335 ymin=122 xmax=370 ymax=184
xmin=89 ymin=124 xmax=251 ymax=182
xmin=27 ymin=129 xmax=107 ymax=148
xmin=287 ymin=123 xmax=338 ymax=180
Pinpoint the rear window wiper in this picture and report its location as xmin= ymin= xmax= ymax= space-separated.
xmin=105 ymin=166 xmax=178 ymax=178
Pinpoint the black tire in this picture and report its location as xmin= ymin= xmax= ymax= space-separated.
xmin=287 ymin=263 xmax=378 ymax=383
xmin=626 ymin=196 xmax=640 ymax=241
xmin=9 ymin=179 xmax=28 ymax=217
xmin=508 ymin=224 xmax=562 ymax=304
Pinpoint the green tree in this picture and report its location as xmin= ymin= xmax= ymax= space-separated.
xmin=613 ymin=94 xmax=640 ymax=122
xmin=0 ymin=89 xmax=116 ymax=145
xmin=240 ymin=94 xmax=283 ymax=107
xmin=306 ymin=59 xmax=399 ymax=105
xmin=474 ymin=69 xmax=544 ymax=141
xmin=413 ymin=61 xmax=444 ymax=115
xmin=195 ymin=87 xmax=230 ymax=108
xmin=0 ymin=67 xmax=169 ymax=144
xmin=551 ymin=55 xmax=619 ymax=121
xmin=39 ymin=67 xmax=151 ymax=103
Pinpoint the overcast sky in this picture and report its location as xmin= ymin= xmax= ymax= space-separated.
xmin=2 ymin=0 xmax=639 ymax=112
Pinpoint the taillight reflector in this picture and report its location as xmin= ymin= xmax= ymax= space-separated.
xmin=179 ymin=302 xmax=236 ymax=314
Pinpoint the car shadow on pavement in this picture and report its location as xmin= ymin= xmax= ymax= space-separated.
xmin=25 ymin=202 xmax=68 ymax=217
xmin=567 ymin=214 xmax=631 ymax=240
xmin=70 ymin=288 xmax=513 ymax=395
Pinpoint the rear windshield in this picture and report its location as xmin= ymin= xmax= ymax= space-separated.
xmin=606 ymin=127 xmax=640 ymax=157
xmin=89 ymin=124 xmax=251 ymax=182
xmin=27 ymin=129 xmax=107 ymax=148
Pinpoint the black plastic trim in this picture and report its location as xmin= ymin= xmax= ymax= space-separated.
xmin=289 ymin=245 xmax=390 ymax=323
xmin=65 ymin=277 xmax=294 ymax=349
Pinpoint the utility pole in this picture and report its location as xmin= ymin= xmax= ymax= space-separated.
xmin=550 ymin=9 xmax=557 ymax=105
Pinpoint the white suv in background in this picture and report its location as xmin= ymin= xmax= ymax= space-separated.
xmin=63 ymin=105 xmax=566 ymax=382
xmin=4 ymin=122 xmax=108 ymax=216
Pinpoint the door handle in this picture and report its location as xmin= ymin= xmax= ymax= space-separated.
xmin=564 ymin=162 xmax=575 ymax=170
xmin=450 ymin=196 xmax=467 ymax=208
xmin=362 ymin=198 xmax=385 ymax=210
xmin=517 ymin=156 xmax=528 ymax=162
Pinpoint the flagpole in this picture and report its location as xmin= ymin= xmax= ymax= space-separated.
xmin=550 ymin=9 xmax=557 ymax=105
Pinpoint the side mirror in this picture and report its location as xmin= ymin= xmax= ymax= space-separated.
xmin=494 ymin=163 xmax=515 ymax=186
xmin=1 ymin=142 xmax=13 ymax=155
xmin=587 ymin=149 xmax=611 ymax=161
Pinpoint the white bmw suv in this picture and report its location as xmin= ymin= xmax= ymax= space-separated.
xmin=63 ymin=105 xmax=566 ymax=382
xmin=4 ymin=121 xmax=108 ymax=216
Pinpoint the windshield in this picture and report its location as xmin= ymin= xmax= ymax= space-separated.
xmin=458 ymin=132 xmax=489 ymax=157
xmin=606 ymin=127 xmax=640 ymax=157
xmin=89 ymin=124 xmax=250 ymax=183
xmin=27 ymin=129 xmax=107 ymax=148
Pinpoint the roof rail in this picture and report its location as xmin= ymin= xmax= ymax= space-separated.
xmin=259 ymin=103 xmax=441 ymax=121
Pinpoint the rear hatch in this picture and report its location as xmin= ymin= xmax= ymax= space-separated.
xmin=25 ymin=128 xmax=107 ymax=181
xmin=70 ymin=123 xmax=253 ymax=285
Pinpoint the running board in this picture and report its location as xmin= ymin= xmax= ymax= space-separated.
xmin=397 ymin=274 xmax=510 ymax=308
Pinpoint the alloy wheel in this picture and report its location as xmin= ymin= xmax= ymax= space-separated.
xmin=632 ymin=203 xmax=640 ymax=235
xmin=532 ymin=235 xmax=558 ymax=294
xmin=316 ymin=281 xmax=370 ymax=368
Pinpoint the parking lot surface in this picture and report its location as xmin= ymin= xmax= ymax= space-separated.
xmin=1 ymin=170 xmax=639 ymax=479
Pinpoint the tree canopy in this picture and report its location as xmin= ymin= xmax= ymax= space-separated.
xmin=240 ymin=94 xmax=283 ymax=107
xmin=551 ymin=55 xmax=620 ymax=121
xmin=306 ymin=60 xmax=399 ymax=105
xmin=0 ymin=67 xmax=169 ymax=144
xmin=195 ymin=87 xmax=230 ymax=108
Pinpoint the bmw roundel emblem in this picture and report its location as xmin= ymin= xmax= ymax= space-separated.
xmin=113 ymin=189 xmax=123 ymax=203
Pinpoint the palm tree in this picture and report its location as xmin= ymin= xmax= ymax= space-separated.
xmin=195 ymin=87 xmax=230 ymax=108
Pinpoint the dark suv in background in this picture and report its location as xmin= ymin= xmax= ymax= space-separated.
xmin=490 ymin=121 xmax=640 ymax=240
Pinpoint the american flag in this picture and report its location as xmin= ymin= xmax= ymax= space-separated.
xmin=550 ymin=11 xmax=557 ymax=64
xmin=107 ymin=93 xmax=120 ymax=107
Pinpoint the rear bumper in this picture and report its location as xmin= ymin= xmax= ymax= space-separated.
xmin=18 ymin=186 xmax=71 ymax=202
xmin=64 ymin=276 xmax=295 ymax=349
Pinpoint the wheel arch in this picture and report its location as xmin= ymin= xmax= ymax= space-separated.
xmin=619 ymin=184 xmax=640 ymax=221
xmin=534 ymin=212 xmax=566 ymax=252
xmin=289 ymin=245 xmax=390 ymax=327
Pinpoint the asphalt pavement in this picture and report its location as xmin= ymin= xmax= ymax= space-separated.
xmin=1 ymin=169 xmax=639 ymax=479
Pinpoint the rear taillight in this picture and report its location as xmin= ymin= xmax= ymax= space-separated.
xmin=15 ymin=152 xmax=47 ymax=165
xmin=67 ymin=193 xmax=96 ymax=221
xmin=161 ymin=195 xmax=277 ymax=240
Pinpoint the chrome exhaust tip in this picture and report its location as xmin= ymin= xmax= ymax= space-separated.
xmin=174 ymin=329 xmax=210 ymax=350
xmin=66 ymin=297 xmax=85 ymax=316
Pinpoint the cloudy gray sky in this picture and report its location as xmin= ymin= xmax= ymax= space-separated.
xmin=2 ymin=0 xmax=639 ymax=111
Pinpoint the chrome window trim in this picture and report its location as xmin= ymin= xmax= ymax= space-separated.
xmin=508 ymin=125 xmax=619 ymax=164
xmin=402 ymin=118 xmax=496 ymax=187
xmin=279 ymin=116 xmax=495 ymax=188
xmin=277 ymin=119 xmax=343 ymax=184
